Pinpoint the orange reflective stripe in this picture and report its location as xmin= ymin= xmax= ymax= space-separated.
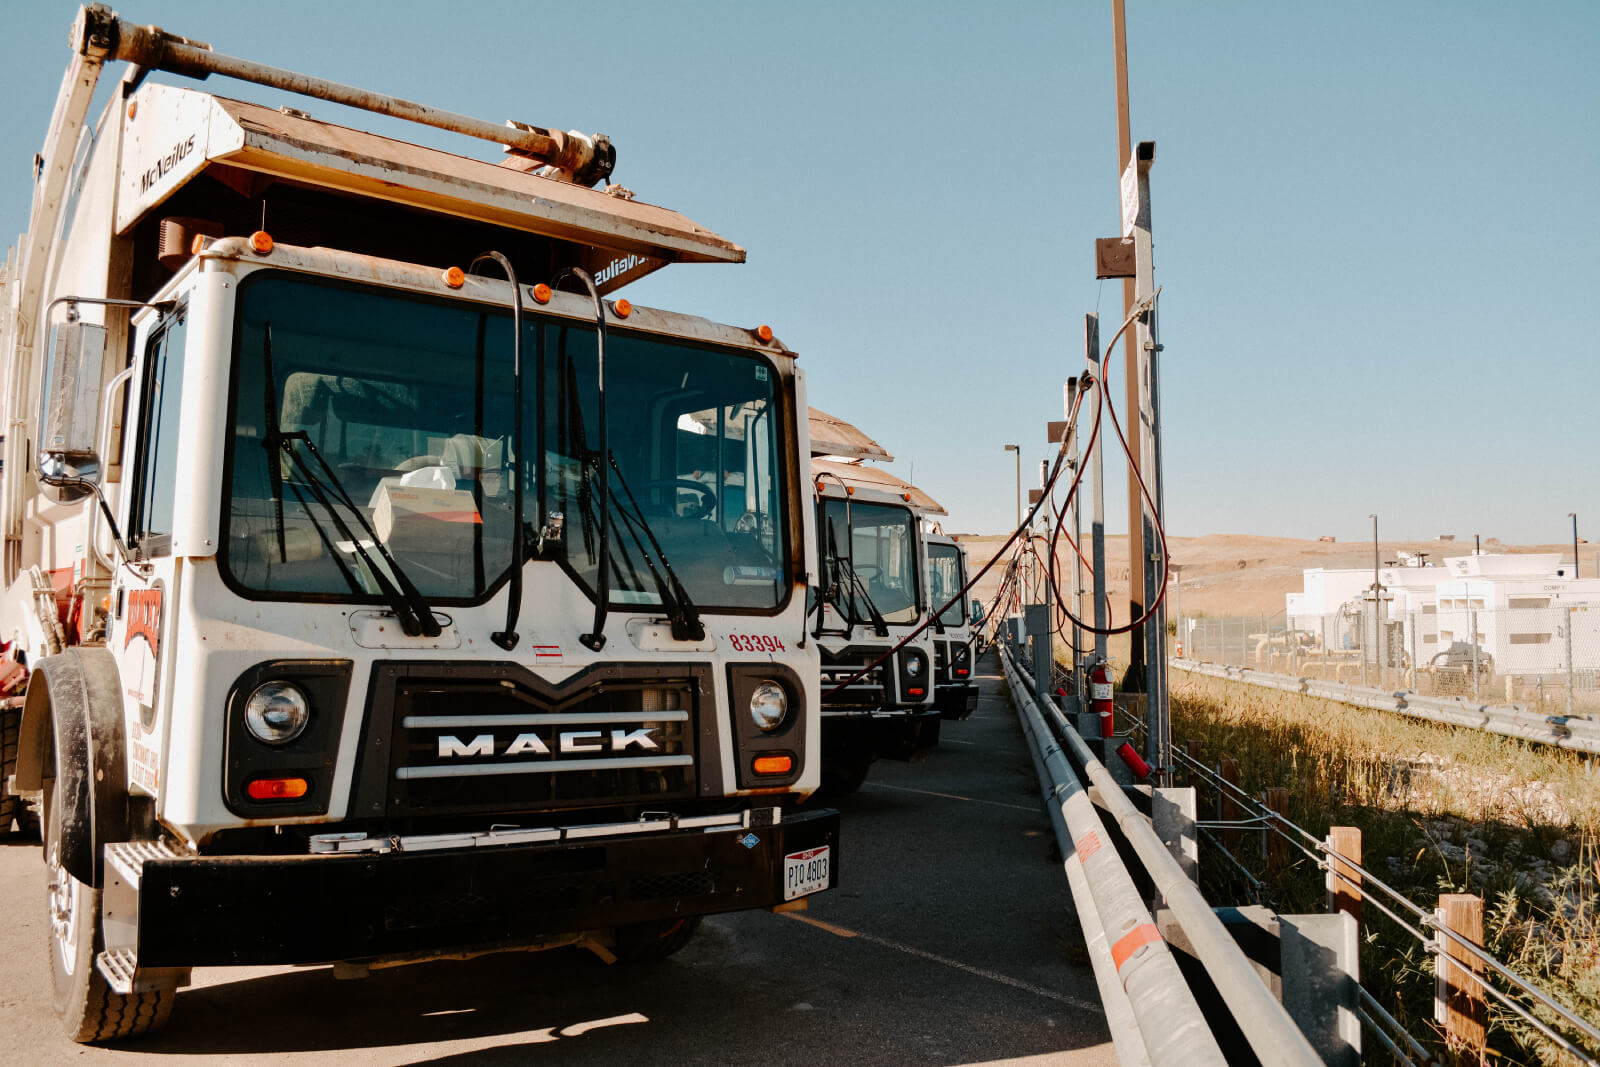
xmin=1110 ymin=923 xmax=1162 ymax=971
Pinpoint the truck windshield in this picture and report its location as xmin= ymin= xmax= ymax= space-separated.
xmin=927 ymin=542 xmax=967 ymax=628
xmin=820 ymin=499 xmax=919 ymax=626
xmin=224 ymin=273 xmax=789 ymax=612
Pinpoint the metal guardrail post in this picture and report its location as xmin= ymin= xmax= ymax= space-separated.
xmin=1003 ymin=645 xmax=1323 ymax=1066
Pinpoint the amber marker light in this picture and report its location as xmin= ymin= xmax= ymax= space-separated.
xmin=246 ymin=776 xmax=309 ymax=801
xmin=752 ymin=754 xmax=793 ymax=775
xmin=189 ymin=234 xmax=207 ymax=255
xmin=442 ymin=266 xmax=465 ymax=289
xmin=126 ymin=101 xmax=137 ymax=119
xmin=249 ymin=231 xmax=274 ymax=255
xmin=755 ymin=324 xmax=774 ymax=343
xmin=901 ymin=493 xmax=911 ymax=502
xmin=611 ymin=298 xmax=632 ymax=318
xmin=531 ymin=282 xmax=552 ymax=304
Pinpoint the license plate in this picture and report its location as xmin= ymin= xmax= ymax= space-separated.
xmin=783 ymin=845 xmax=831 ymax=900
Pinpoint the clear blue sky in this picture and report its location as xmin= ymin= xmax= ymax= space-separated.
xmin=2 ymin=1 xmax=1595 ymax=544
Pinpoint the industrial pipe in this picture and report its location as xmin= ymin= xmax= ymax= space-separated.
xmin=1006 ymin=646 xmax=1323 ymax=1066
xmin=1003 ymin=645 xmax=1225 ymax=1067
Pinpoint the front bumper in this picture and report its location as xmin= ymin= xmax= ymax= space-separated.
xmin=934 ymin=682 xmax=980 ymax=721
xmin=821 ymin=707 xmax=942 ymax=762
xmin=101 ymin=808 xmax=839 ymax=971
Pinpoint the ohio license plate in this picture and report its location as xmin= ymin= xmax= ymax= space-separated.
xmin=783 ymin=845 xmax=831 ymax=900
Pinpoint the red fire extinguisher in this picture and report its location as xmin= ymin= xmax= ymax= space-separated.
xmin=1089 ymin=660 xmax=1114 ymax=738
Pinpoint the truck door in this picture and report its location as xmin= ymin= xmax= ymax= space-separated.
xmin=112 ymin=305 xmax=189 ymax=798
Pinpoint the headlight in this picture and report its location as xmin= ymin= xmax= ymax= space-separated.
xmin=244 ymin=681 xmax=311 ymax=744
xmin=749 ymin=681 xmax=787 ymax=732
xmin=905 ymin=654 xmax=923 ymax=678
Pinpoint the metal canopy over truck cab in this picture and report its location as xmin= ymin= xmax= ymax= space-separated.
xmin=0 ymin=6 xmax=835 ymax=1043
xmin=807 ymin=410 xmax=942 ymax=794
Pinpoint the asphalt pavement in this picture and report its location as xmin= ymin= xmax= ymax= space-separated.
xmin=0 ymin=653 xmax=1114 ymax=1065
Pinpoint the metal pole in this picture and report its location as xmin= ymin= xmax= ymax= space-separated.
xmin=1567 ymin=605 xmax=1576 ymax=718
xmin=1572 ymin=513 xmax=1581 ymax=579
xmin=1088 ymin=316 xmax=1108 ymax=664
xmin=1112 ymin=0 xmax=1147 ymax=692
xmin=1470 ymin=607 xmax=1480 ymax=701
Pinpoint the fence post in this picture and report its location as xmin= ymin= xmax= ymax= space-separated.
xmin=1325 ymin=826 xmax=1362 ymax=925
xmin=1435 ymin=893 xmax=1486 ymax=1064
xmin=1263 ymin=786 xmax=1288 ymax=870
xmin=1219 ymin=757 xmax=1241 ymax=852
xmin=1468 ymin=608 xmax=1480 ymax=700
xmin=1566 ymin=605 xmax=1576 ymax=719
xmin=1410 ymin=610 xmax=1419 ymax=691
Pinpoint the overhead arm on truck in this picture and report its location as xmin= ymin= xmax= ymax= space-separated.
xmin=78 ymin=4 xmax=616 ymax=187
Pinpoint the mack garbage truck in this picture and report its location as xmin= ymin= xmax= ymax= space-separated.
xmin=925 ymin=529 xmax=980 ymax=720
xmin=0 ymin=6 xmax=836 ymax=1041
xmin=806 ymin=411 xmax=941 ymax=794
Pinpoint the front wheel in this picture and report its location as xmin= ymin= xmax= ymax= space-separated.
xmin=611 ymin=915 xmax=702 ymax=963
xmin=44 ymin=765 xmax=175 ymax=1042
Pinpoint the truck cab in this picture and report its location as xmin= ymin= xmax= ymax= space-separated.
xmin=925 ymin=530 xmax=980 ymax=720
xmin=0 ymin=9 xmax=836 ymax=1041
xmin=809 ymin=457 xmax=941 ymax=794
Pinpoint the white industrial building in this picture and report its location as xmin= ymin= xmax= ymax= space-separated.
xmin=1287 ymin=554 xmax=1600 ymax=674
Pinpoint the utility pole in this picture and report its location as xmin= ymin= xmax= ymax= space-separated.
xmin=1112 ymin=0 xmax=1146 ymax=692
xmin=1004 ymin=444 xmax=1020 ymax=531
xmin=1571 ymin=512 xmax=1580 ymax=579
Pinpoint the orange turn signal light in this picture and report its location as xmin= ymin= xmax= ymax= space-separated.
xmin=908 ymin=687 xmax=925 ymax=698
xmin=755 ymin=324 xmax=774 ymax=343
xmin=246 ymin=776 xmax=309 ymax=801
xmin=249 ymin=230 xmax=274 ymax=255
xmin=752 ymin=754 xmax=793 ymax=776
xmin=531 ymin=282 xmax=552 ymax=304
xmin=442 ymin=266 xmax=465 ymax=289
xmin=612 ymin=298 xmax=632 ymax=319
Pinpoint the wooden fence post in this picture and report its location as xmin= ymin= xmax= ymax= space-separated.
xmin=1218 ymin=757 xmax=1241 ymax=852
xmin=1263 ymin=787 xmax=1288 ymax=870
xmin=1435 ymin=893 xmax=1486 ymax=1065
xmin=1325 ymin=826 xmax=1362 ymax=925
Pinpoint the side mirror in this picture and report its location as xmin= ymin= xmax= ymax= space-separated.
xmin=37 ymin=321 xmax=107 ymax=500
xmin=969 ymin=598 xmax=986 ymax=625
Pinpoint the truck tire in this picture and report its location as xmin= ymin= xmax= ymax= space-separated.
xmin=612 ymin=915 xmax=702 ymax=963
xmin=819 ymin=749 xmax=872 ymax=798
xmin=2 ymin=704 xmax=23 ymax=832
xmin=44 ymin=735 xmax=175 ymax=1042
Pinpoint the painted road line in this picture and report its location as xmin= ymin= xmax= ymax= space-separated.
xmin=782 ymin=913 xmax=1101 ymax=1012
xmin=861 ymin=781 xmax=1039 ymax=813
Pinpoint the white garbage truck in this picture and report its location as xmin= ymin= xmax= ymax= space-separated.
xmin=924 ymin=529 xmax=980 ymax=720
xmin=0 ymin=5 xmax=835 ymax=1042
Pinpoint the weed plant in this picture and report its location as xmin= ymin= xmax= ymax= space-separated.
xmin=1169 ymin=674 xmax=1599 ymax=1066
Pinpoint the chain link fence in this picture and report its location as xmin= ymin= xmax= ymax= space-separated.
xmin=1177 ymin=604 xmax=1600 ymax=718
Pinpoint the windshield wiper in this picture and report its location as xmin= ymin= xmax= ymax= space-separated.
xmin=270 ymin=431 xmax=442 ymax=639
xmin=826 ymin=523 xmax=889 ymax=637
xmin=605 ymin=454 xmax=705 ymax=642
xmin=259 ymin=324 xmax=439 ymax=638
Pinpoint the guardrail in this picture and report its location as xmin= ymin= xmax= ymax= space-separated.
xmin=1171 ymin=658 xmax=1600 ymax=755
xmin=1000 ymin=643 xmax=1323 ymax=1066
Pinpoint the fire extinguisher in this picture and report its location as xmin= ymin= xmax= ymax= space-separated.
xmin=1089 ymin=660 xmax=1114 ymax=738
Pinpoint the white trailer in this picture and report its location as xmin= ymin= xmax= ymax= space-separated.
xmin=0 ymin=6 xmax=835 ymax=1042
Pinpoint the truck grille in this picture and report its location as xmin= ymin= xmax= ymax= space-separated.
xmin=374 ymin=665 xmax=703 ymax=817
xmin=819 ymin=646 xmax=888 ymax=707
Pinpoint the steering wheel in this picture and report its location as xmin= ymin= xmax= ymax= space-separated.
xmin=636 ymin=478 xmax=718 ymax=519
